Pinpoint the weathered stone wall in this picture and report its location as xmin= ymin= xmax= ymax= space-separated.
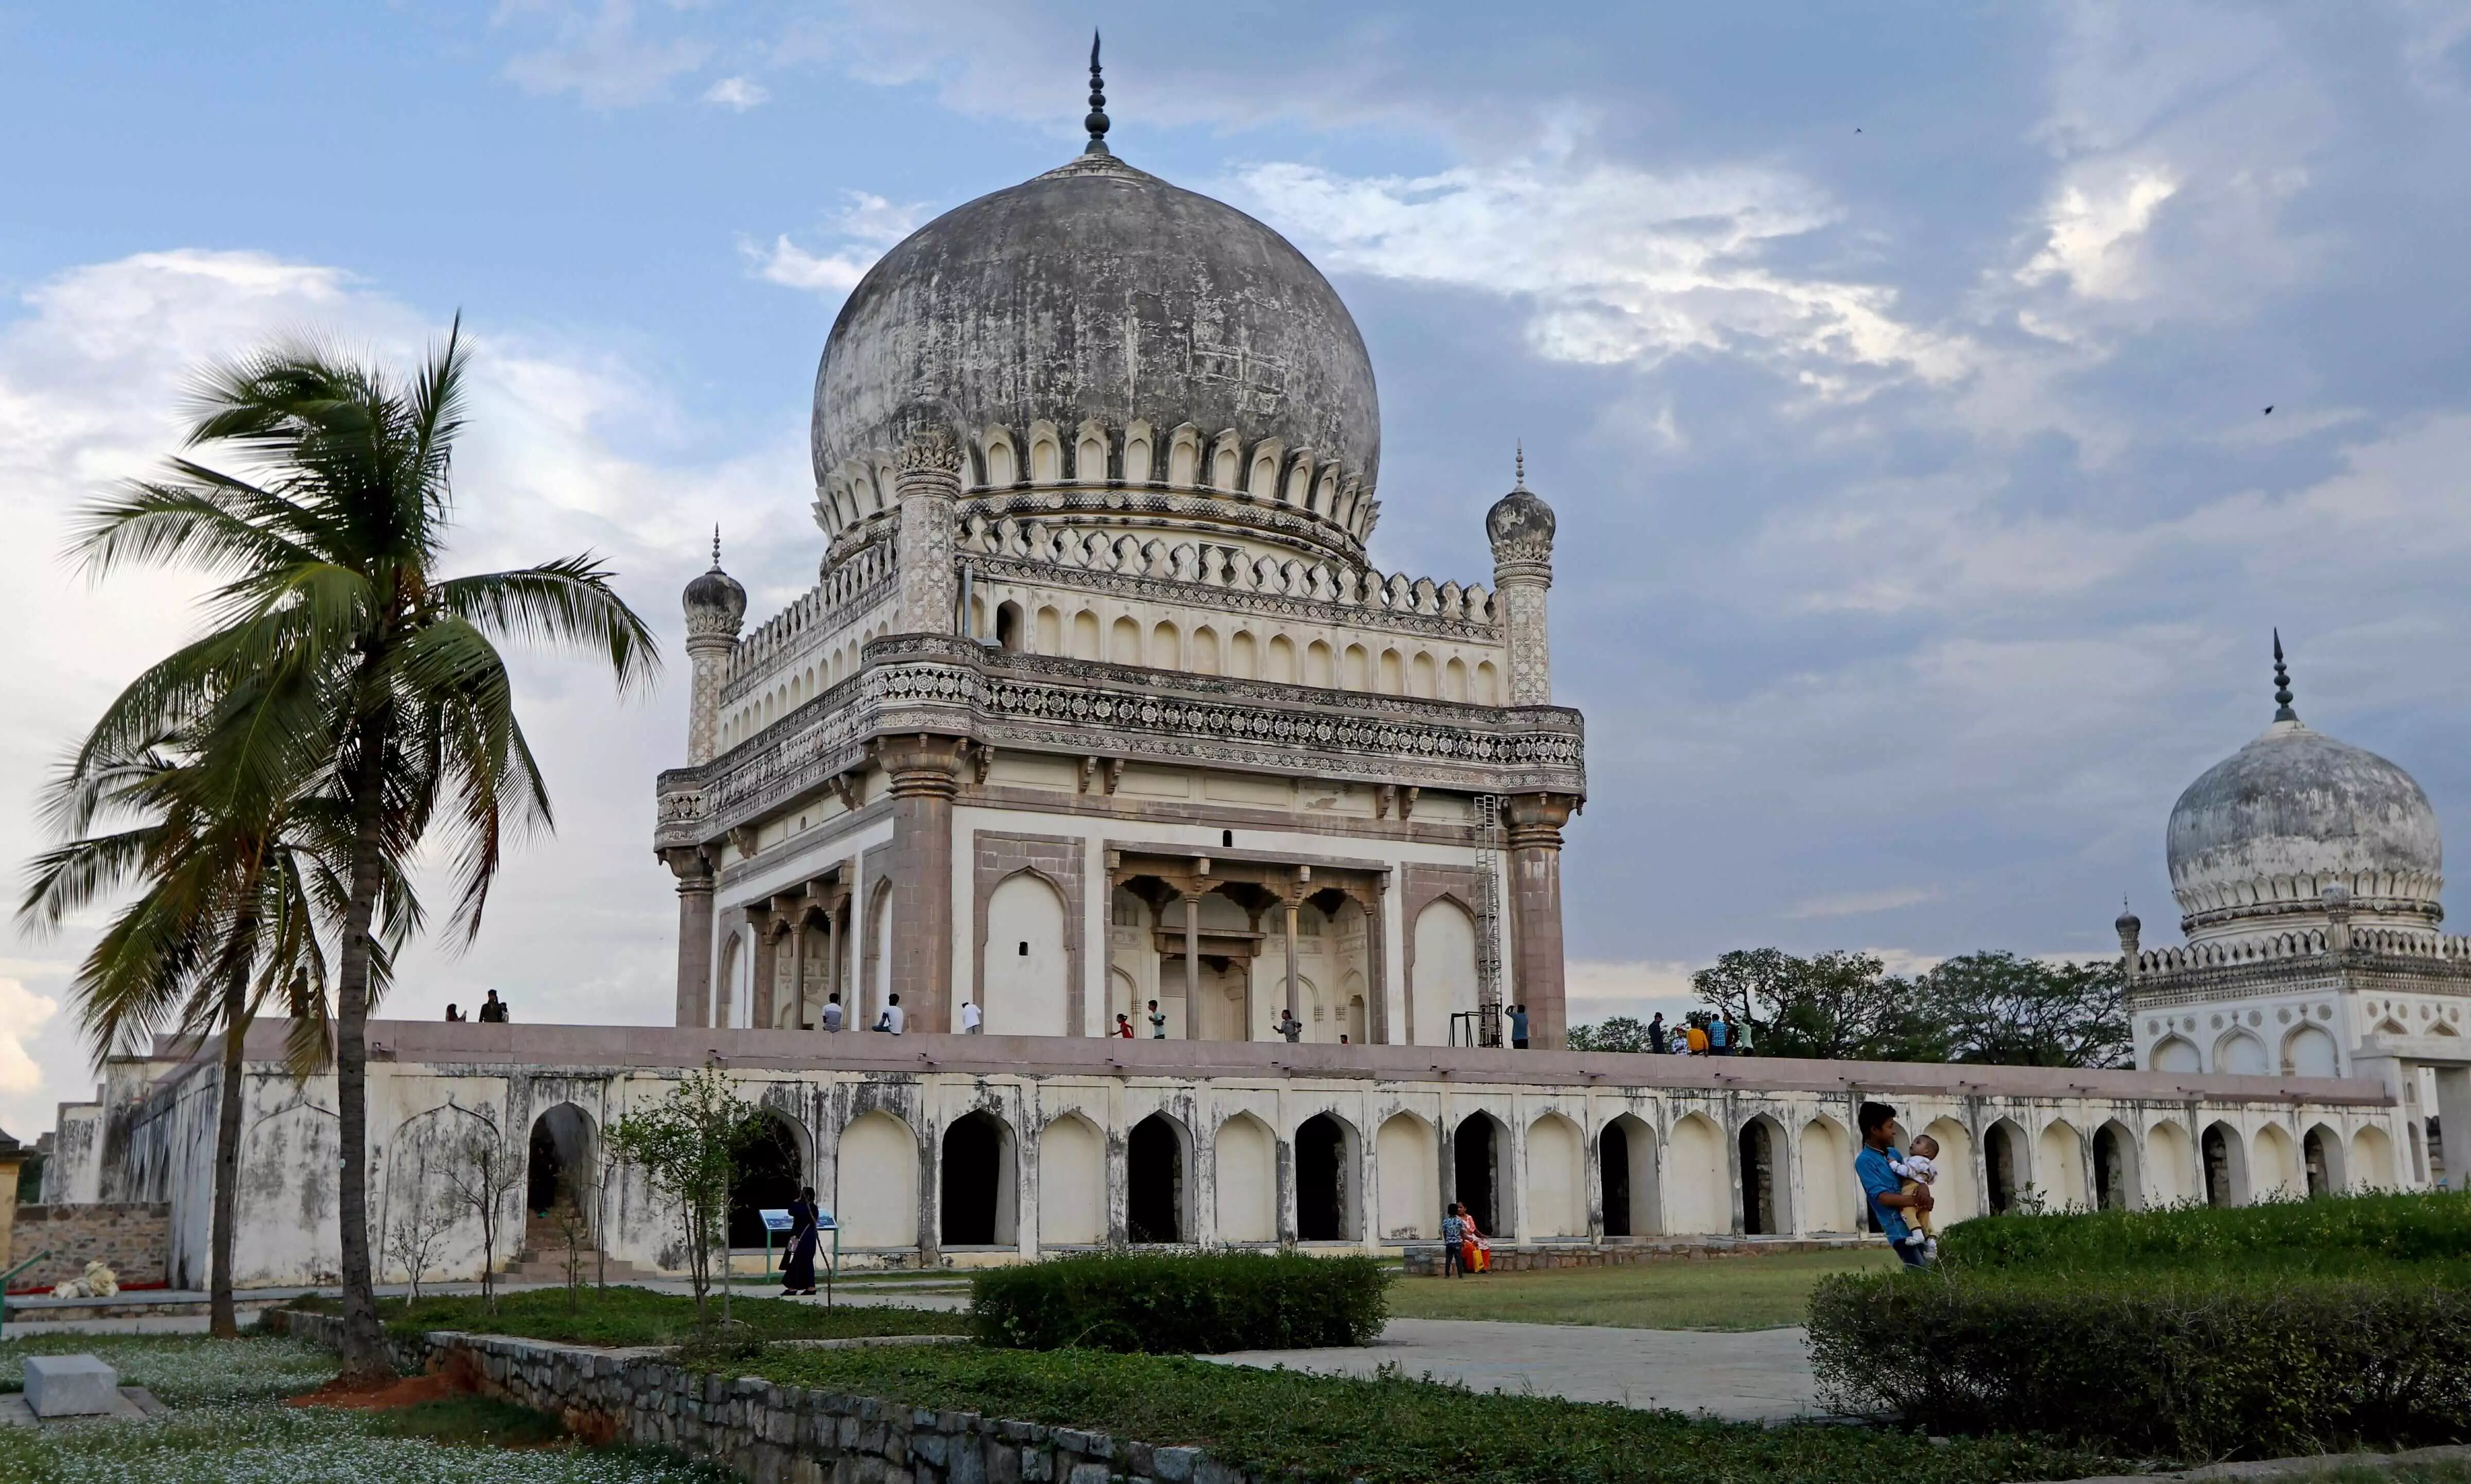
xmin=271 ymin=1311 xmax=1243 ymax=1484
xmin=5 ymin=1203 xmax=169 ymax=1291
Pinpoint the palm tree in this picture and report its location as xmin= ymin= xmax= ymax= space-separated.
xmin=62 ymin=324 xmax=657 ymax=1377
xmin=20 ymin=694 xmax=357 ymax=1336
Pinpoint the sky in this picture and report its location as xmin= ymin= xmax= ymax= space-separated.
xmin=7 ymin=0 xmax=2471 ymax=1137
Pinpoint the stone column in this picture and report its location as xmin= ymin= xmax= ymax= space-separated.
xmin=789 ymin=916 xmax=809 ymax=1029
xmin=662 ymin=847 xmax=716 ymax=1028
xmin=1364 ymin=876 xmax=1391 ymax=1044
xmin=752 ymin=914 xmax=780 ymax=1029
xmin=1182 ymin=889 xmax=1203 ymax=1030
xmin=883 ymin=734 xmax=968 ymax=1033
xmin=1505 ymin=794 xmax=1578 ymax=1049
xmin=2435 ymin=1068 xmax=2471 ymax=1189
xmin=895 ymin=425 xmax=963 ymax=636
xmin=1284 ymin=893 xmax=1303 ymax=1030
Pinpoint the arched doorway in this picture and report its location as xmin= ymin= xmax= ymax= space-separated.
xmin=941 ymin=1111 xmax=1016 ymax=1247
xmin=1986 ymin=1121 xmax=2024 ymax=1214
xmin=1738 ymin=1118 xmax=1785 ymax=1234
xmin=527 ymin=1103 xmax=595 ymax=1223
xmin=2303 ymin=1125 xmax=2334 ymax=1196
xmin=728 ymin=1114 xmax=805 ymax=1250
xmin=2202 ymin=1122 xmax=2247 ymax=1207
xmin=2093 ymin=1122 xmax=2138 ymax=1211
xmin=1602 ymin=1122 xmax=1633 ymax=1238
xmin=1127 ymin=1114 xmax=1187 ymax=1243
xmin=1454 ymin=1113 xmax=1506 ymax=1237
xmin=1295 ymin=1113 xmax=1349 ymax=1241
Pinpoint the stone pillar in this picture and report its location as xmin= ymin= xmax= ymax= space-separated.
xmin=662 ymin=847 xmax=716 ymax=1028
xmin=1365 ymin=876 xmax=1391 ymax=1044
xmin=1284 ymin=896 xmax=1302 ymax=1029
xmin=1506 ymin=794 xmax=1578 ymax=1049
xmin=752 ymin=915 xmax=780 ymax=1029
xmin=883 ymin=734 xmax=968 ymax=1033
xmin=1182 ymin=890 xmax=1203 ymax=1026
xmin=2435 ymin=1067 xmax=2471 ymax=1190
xmin=789 ymin=917 xmax=809 ymax=1029
xmin=895 ymin=425 xmax=963 ymax=636
xmin=1486 ymin=467 xmax=1557 ymax=707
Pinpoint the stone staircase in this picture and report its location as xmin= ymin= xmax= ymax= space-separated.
xmin=501 ymin=1208 xmax=659 ymax=1284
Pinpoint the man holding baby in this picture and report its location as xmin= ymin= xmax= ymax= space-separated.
xmin=1856 ymin=1101 xmax=1937 ymax=1267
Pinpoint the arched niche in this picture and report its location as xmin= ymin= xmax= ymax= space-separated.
xmin=1376 ymin=1112 xmax=1439 ymax=1241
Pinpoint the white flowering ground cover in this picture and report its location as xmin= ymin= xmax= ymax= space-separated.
xmin=0 ymin=1334 xmax=730 ymax=1484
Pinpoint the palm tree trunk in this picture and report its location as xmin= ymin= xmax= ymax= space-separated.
xmin=209 ymin=967 xmax=252 ymax=1339
xmin=332 ymin=724 xmax=394 ymax=1382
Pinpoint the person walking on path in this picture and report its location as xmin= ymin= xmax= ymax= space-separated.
xmin=1648 ymin=1012 xmax=1667 ymax=1054
xmin=1148 ymin=1000 xmax=1167 ymax=1038
xmin=1856 ymin=1101 xmax=1934 ymax=1267
xmin=1277 ymin=1009 xmax=1304 ymax=1042
xmin=1507 ymin=1004 xmax=1530 ymax=1049
xmin=781 ymin=1185 xmax=821 ymax=1296
xmin=1440 ymin=1204 xmax=1466 ymax=1278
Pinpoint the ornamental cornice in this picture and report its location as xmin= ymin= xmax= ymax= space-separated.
xmin=961 ymin=555 xmax=1498 ymax=644
xmin=654 ymin=635 xmax=1585 ymax=850
xmin=2128 ymin=950 xmax=2471 ymax=1008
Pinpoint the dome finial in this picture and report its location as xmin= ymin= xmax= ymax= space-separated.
xmin=710 ymin=524 xmax=722 ymax=569
xmin=2272 ymin=628 xmax=2297 ymax=722
xmin=1514 ymin=441 xmax=1526 ymax=491
xmin=1083 ymin=30 xmax=1110 ymax=155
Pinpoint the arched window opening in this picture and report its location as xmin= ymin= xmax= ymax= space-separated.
xmin=1296 ymin=1113 xmax=1349 ymax=1242
xmin=728 ymin=1114 xmax=804 ymax=1249
xmin=527 ymin=1104 xmax=596 ymax=1237
xmin=1739 ymin=1119 xmax=1782 ymax=1234
xmin=1127 ymin=1114 xmax=1186 ymax=1243
xmin=1454 ymin=1114 xmax=1504 ymax=1237
xmin=995 ymin=601 xmax=1024 ymax=653
xmin=1986 ymin=1122 xmax=2023 ymax=1215
xmin=941 ymin=1111 xmax=1015 ymax=1246
xmin=1602 ymin=1122 xmax=1632 ymax=1238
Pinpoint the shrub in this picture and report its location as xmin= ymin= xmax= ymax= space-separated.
xmin=1808 ymin=1267 xmax=2471 ymax=1458
xmin=1937 ymin=1189 xmax=2471 ymax=1275
xmin=970 ymin=1250 xmax=1388 ymax=1353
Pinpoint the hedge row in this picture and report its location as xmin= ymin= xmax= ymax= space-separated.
xmin=969 ymin=1250 xmax=1388 ymax=1353
xmin=1808 ymin=1268 xmax=2471 ymax=1458
xmin=1939 ymin=1189 xmax=2471 ymax=1274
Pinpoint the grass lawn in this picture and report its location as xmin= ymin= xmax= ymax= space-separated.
xmin=730 ymin=1342 xmax=2127 ymax=1484
xmin=1387 ymin=1248 xmax=1901 ymax=1330
xmin=285 ymin=1283 xmax=967 ymax=1348
xmin=0 ymin=1333 xmax=732 ymax=1483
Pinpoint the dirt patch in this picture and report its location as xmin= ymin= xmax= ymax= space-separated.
xmin=288 ymin=1367 xmax=469 ymax=1411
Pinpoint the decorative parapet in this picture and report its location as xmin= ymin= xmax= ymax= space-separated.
xmin=719 ymin=539 xmax=898 ymax=697
xmin=960 ymin=513 xmax=1496 ymax=639
xmin=655 ymin=634 xmax=1585 ymax=851
xmin=2136 ymin=928 xmax=2471 ymax=978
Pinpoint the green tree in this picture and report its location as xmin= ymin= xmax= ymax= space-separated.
xmin=1692 ymin=948 xmax=1944 ymax=1061
xmin=608 ymin=1066 xmax=765 ymax=1329
xmin=19 ymin=696 xmax=357 ymax=1337
xmin=1566 ymin=1016 xmax=1656 ymax=1053
xmin=1918 ymin=951 xmax=2129 ymax=1068
xmin=63 ymin=326 xmax=657 ymax=1378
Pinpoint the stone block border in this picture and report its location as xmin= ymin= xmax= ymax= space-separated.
xmin=268 ymin=1308 xmax=1248 ymax=1484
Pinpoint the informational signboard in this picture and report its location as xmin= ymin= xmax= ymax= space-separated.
xmin=759 ymin=1209 xmax=794 ymax=1233
xmin=814 ymin=1209 xmax=837 ymax=1230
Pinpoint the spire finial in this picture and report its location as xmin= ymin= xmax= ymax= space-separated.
xmin=711 ymin=524 xmax=722 ymax=569
xmin=2272 ymin=628 xmax=2297 ymax=722
xmin=1083 ymin=31 xmax=1110 ymax=155
xmin=1513 ymin=441 xmax=1527 ymax=490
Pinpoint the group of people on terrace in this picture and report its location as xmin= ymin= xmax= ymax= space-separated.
xmin=1643 ymin=1011 xmax=1743 ymax=1055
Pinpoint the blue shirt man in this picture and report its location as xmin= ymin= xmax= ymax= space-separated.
xmin=1855 ymin=1101 xmax=1931 ymax=1267
xmin=1507 ymin=1005 xmax=1530 ymax=1049
xmin=1707 ymin=1016 xmax=1730 ymax=1053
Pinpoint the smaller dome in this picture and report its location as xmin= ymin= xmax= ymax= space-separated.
xmin=683 ymin=532 xmax=746 ymax=631
xmin=2115 ymin=901 xmax=2142 ymax=937
xmin=1487 ymin=450 xmax=1555 ymax=562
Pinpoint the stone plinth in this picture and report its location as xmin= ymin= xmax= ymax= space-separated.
xmin=24 ymin=1354 xmax=117 ymax=1417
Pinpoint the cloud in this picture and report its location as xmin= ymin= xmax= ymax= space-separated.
xmin=0 ymin=980 xmax=57 ymax=1098
xmin=1565 ymin=958 xmax=1699 ymax=1017
xmin=1789 ymin=887 xmax=1945 ymax=920
xmin=500 ymin=0 xmax=712 ymax=108
xmin=2017 ymin=166 xmax=2180 ymax=301
xmin=1233 ymin=151 xmax=1974 ymax=394
xmin=749 ymin=192 xmax=929 ymax=298
xmin=702 ymin=75 xmax=770 ymax=111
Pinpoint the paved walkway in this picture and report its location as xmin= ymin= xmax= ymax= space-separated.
xmin=1208 ymin=1318 xmax=1819 ymax=1421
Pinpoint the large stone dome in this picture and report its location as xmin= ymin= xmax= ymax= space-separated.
xmin=811 ymin=149 xmax=1379 ymax=498
xmin=2167 ymin=716 xmax=2444 ymax=942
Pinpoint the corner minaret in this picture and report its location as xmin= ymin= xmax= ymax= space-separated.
xmin=1487 ymin=445 xmax=1558 ymax=706
xmin=682 ymin=529 xmax=746 ymax=766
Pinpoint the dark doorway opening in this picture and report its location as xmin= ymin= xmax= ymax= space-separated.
xmin=527 ymin=1104 xmax=594 ymax=1226
xmin=1739 ymin=1120 xmax=1780 ymax=1234
xmin=1454 ymin=1116 xmax=1500 ymax=1236
xmin=728 ymin=1116 xmax=803 ymax=1249
xmin=942 ymin=1112 xmax=1006 ymax=1245
xmin=1987 ymin=1125 xmax=2021 ymax=1215
xmin=1602 ymin=1123 xmax=1632 ymax=1238
xmin=1297 ymin=1114 xmax=1347 ymax=1241
xmin=1127 ymin=1115 xmax=1184 ymax=1243
xmin=2094 ymin=1125 xmax=2126 ymax=1211
xmin=2303 ymin=1128 xmax=2330 ymax=1197
xmin=2202 ymin=1124 xmax=2234 ymax=1208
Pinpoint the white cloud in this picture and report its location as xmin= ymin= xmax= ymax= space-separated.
xmin=749 ymin=192 xmax=929 ymax=299
xmin=0 ymin=980 xmax=58 ymax=1099
xmin=1234 ymin=152 xmax=1974 ymax=393
xmin=1789 ymin=886 xmax=1945 ymax=920
xmin=1566 ymin=958 xmax=1698 ymax=1017
xmin=702 ymin=75 xmax=770 ymax=111
xmin=2017 ymin=166 xmax=2180 ymax=301
xmin=500 ymin=0 xmax=712 ymax=108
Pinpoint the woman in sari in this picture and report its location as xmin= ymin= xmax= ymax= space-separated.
xmin=781 ymin=1185 xmax=820 ymax=1296
xmin=1460 ymin=1206 xmax=1492 ymax=1275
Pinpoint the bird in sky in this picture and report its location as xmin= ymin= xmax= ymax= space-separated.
xmin=2264 ymin=406 xmax=2274 ymax=415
